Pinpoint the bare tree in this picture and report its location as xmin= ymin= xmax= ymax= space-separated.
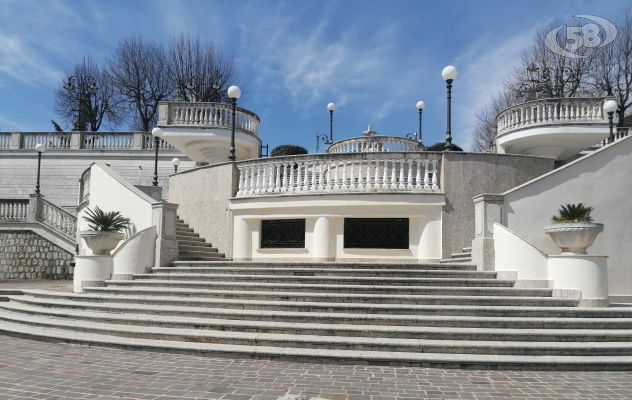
xmin=109 ymin=36 xmax=172 ymax=131
xmin=588 ymin=9 xmax=632 ymax=125
xmin=472 ymin=88 xmax=518 ymax=152
xmin=168 ymin=33 xmax=237 ymax=103
xmin=55 ymin=56 xmax=121 ymax=131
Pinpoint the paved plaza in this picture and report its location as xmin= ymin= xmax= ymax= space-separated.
xmin=0 ymin=335 xmax=630 ymax=400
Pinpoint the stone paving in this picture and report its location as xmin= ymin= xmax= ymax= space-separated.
xmin=0 ymin=335 xmax=631 ymax=400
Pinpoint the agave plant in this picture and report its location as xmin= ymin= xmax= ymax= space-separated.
xmin=83 ymin=206 xmax=130 ymax=232
xmin=551 ymin=203 xmax=594 ymax=224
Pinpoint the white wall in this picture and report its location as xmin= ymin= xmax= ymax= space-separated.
xmin=231 ymin=193 xmax=444 ymax=262
xmin=503 ymin=136 xmax=632 ymax=297
xmin=493 ymin=223 xmax=548 ymax=280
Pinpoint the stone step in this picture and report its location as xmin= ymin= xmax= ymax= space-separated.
xmin=133 ymin=273 xmax=508 ymax=287
xmin=176 ymin=255 xmax=228 ymax=262
xmin=2 ymin=319 xmax=631 ymax=369
xmin=169 ymin=261 xmax=479 ymax=271
xmin=110 ymin=279 xmax=551 ymax=296
xmin=175 ymin=231 xmax=200 ymax=239
xmin=178 ymin=244 xmax=218 ymax=253
xmin=178 ymin=250 xmax=224 ymax=259
xmin=142 ymin=268 xmax=498 ymax=278
xmin=9 ymin=295 xmax=632 ymax=327
xmin=176 ymin=238 xmax=208 ymax=246
xmin=440 ymin=258 xmax=473 ymax=264
xmin=83 ymin=286 xmax=576 ymax=307
xmin=0 ymin=311 xmax=631 ymax=356
xmin=451 ymin=252 xmax=472 ymax=259
xmin=462 ymin=247 xmax=472 ymax=252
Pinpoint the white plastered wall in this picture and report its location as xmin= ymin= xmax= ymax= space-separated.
xmin=231 ymin=193 xmax=444 ymax=262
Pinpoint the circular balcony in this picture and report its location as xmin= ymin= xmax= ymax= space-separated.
xmin=155 ymin=101 xmax=261 ymax=163
xmin=327 ymin=136 xmax=423 ymax=154
xmin=495 ymin=97 xmax=612 ymax=160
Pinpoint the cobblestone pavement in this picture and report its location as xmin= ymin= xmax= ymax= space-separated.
xmin=0 ymin=335 xmax=631 ymax=400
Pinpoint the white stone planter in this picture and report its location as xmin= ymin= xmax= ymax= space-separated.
xmin=80 ymin=231 xmax=124 ymax=255
xmin=544 ymin=223 xmax=603 ymax=255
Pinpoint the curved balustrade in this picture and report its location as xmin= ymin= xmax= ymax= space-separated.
xmin=236 ymin=153 xmax=440 ymax=197
xmin=0 ymin=132 xmax=179 ymax=151
xmin=161 ymin=101 xmax=260 ymax=136
xmin=327 ymin=136 xmax=423 ymax=154
xmin=0 ymin=199 xmax=29 ymax=221
xmin=496 ymin=98 xmax=609 ymax=136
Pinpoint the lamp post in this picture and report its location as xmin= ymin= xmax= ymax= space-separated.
xmin=34 ymin=144 xmax=46 ymax=195
xmin=603 ymin=100 xmax=618 ymax=144
xmin=327 ymin=102 xmax=336 ymax=143
xmin=151 ymin=128 xmax=161 ymax=186
xmin=171 ymin=157 xmax=181 ymax=174
xmin=227 ymin=85 xmax=241 ymax=161
xmin=442 ymin=65 xmax=457 ymax=150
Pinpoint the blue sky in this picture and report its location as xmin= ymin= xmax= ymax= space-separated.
xmin=0 ymin=0 xmax=628 ymax=151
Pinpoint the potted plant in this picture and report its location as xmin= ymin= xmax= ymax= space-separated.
xmin=80 ymin=206 xmax=130 ymax=255
xmin=544 ymin=203 xmax=603 ymax=255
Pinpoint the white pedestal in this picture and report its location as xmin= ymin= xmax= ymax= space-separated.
xmin=548 ymin=255 xmax=608 ymax=306
xmin=73 ymin=255 xmax=113 ymax=294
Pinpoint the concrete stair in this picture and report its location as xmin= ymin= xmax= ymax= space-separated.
xmin=1 ymin=260 xmax=632 ymax=369
xmin=440 ymin=246 xmax=473 ymax=264
xmin=176 ymin=217 xmax=226 ymax=261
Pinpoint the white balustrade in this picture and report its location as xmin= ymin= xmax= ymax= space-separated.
xmin=22 ymin=133 xmax=72 ymax=150
xmin=496 ymin=98 xmax=610 ymax=136
xmin=165 ymin=102 xmax=259 ymax=135
xmin=0 ymin=199 xmax=29 ymax=221
xmin=327 ymin=136 xmax=423 ymax=154
xmin=82 ymin=133 xmax=134 ymax=150
xmin=236 ymin=156 xmax=440 ymax=197
xmin=0 ymin=133 xmax=11 ymax=150
xmin=37 ymin=198 xmax=77 ymax=238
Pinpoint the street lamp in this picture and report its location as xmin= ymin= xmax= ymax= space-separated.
xmin=34 ymin=144 xmax=46 ymax=195
xmin=327 ymin=102 xmax=336 ymax=143
xmin=442 ymin=65 xmax=457 ymax=150
xmin=227 ymin=85 xmax=241 ymax=161
xmin=415 ymin=100 xmax=425 ymax=145
xmin=603 ymin=100 xmax=618 ymax=144
xmin=171 ymin=157 xmax=181 ymax=174
xmin=151 ymin=128 xmax=161 ymax=186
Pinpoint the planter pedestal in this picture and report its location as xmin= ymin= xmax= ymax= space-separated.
xmin=73 ymin=255 xmax=113 ymax=293
xmin=548 ymin=255 xmax=608 ymax=307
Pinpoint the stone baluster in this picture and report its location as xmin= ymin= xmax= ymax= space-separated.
xmin=255 ymin=166 xmax=262 ymax=194
xmin=288 ymin=163 xmax=295 ymax=192
xmin=281 ymin=163 xmax=289 ymax=192
xmin=342 ymin=161 xmax=348 ymax=190
xmin=415 ymin=160 xmax=422 ymax=189
xmin=356 ymin=160 xmax=363 ymax=189
xmin=333 ymin=162 xmax=340 ymax=190
xmin=373 ymin=160 xmax=380 ymax=188
xmin=302 ymin=162 xmax=310 ymax=191
xmin=432 ymin=160 xmax=439 ymax=189
xmin=310 ymin=161 xmax=317 ymax=191
xmin=407 ymin=160 xmax=414 ymax=189
xmin=317 ymin=162 xmax=324 ymax=191
xmin=398 ymin=160 xmax=406 ymax=190
xmin=382 ymin=160 xmax=389 ymax=189
xmin=274 ymin=164 xmax=281 ymax=193
xmin=423 ymin=160 xmax=430 ymax=189
xmin=238 ymin=167 xmax=245 ymax=195
xmin=248 ymin=166 xmax=255 ymax=194
xmin=390 ymin=161 xmax=397 ymax=190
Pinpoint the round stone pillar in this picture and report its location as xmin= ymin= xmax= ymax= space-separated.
xmin=313 ymin=216 xmax=334 ymax=262
xmin=233 ymin=218 xmax=252 ymax=261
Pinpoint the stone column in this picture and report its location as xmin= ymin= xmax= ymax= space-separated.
xmin=313 ymin=216 xmax=334 ymax=262
xmin=152 ymin=202 xmax=179 ymax=267
xmin=471 ymin=193 xmax=504 ymax=271
xmin=233 ymin=217 xmax=252 ymax=261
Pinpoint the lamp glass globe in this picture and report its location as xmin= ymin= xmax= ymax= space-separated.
xmin=227 ymin=85 xmax=241 ymax=100
xmin=34 ymin=144 xmax=46 ymax=153
xmin=327 ymin=102 xmax=336 ymax=111
xmin=442 ymin=65 xmax=458 ymax=81
xmin=416 ymin=101 xmax=425 ymax=110
xmin=171 ymin=157 xmax=181 ymax=166
xmin=603 ymin=100 xmax=618 ymax=114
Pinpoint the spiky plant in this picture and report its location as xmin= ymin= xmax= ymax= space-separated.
xmin=551 ymin=203 xmax=594 ymax=224
xmin=83 ymin=206 xmax=130 ymax=232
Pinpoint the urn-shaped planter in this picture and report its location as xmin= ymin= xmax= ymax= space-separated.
xmin=80 ymin=231 xmax=124 ymax=255
xmin=544 ymin=223 xmax=603 ymax=255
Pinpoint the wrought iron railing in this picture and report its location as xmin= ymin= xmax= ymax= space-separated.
xmin=235 ymin=153 xmax=441 ymax=197
xmin=158 ymin=101 xmax=260 ymax=136
xmin=327 ymin=136 xmax=423 ymax=153
xmin=496 ymin=97 xmax=610 ymax=136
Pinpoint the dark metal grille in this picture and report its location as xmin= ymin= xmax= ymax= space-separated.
xmin=344 ymin=218 xmax=409 ymax=249
xmin=261 ymin=219 xmax=306 ymax=248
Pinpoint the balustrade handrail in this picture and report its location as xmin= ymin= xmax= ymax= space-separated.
xmin=327 ymin=135 xmax=424 ymax=154
xmin=496 ymin=97 xmax=611 ymax=136
xmin=0 ymin=198 xmax=29 ymax=222
xmin=235 ymin=152 xmax=442 ymax=197
xmin=158 ymin=101 xmax=260 ymax=136
xmin=36 ymin=197 xmax=77 ymax=239
xmin=0 ymin=131 xmax=179 ymax=151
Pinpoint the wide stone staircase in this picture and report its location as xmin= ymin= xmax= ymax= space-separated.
xmin=0 ymin=260 xmax=632 ymax=369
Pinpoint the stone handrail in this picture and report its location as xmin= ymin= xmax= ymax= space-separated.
xmin=0 ymin=132 xmax=178 ymax=151
xmin=235 ymin=153 xmax=441 ymax=197
xmin=158 ymin=101 xmax=260 ymax=136
xmin=327 ymin=136 xmax=424 ymax=154
xmin=0 ymin=199 xmax=29 ymax=221
xmin=37 ymin=197 xmax=77 ymax=239
xmin=496 ymin=98 xmax=610 ymax=136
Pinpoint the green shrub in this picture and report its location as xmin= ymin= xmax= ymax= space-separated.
xmin=270 ymin=145 xmax=309 ymax=157
xmin=426 ymin=142 xmax=464 ymax=152
xmin=551 ymin=203 xmax=594 ymax=224
xmin=83 ymin=206 xmax=130 ymax=232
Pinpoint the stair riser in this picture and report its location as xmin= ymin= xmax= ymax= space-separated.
xmin=178 ymin=246 xmax=218 ymax=252
xmin=145 ymin=270 xmax=495 ymax=278
xmin=0 ymin=314 xmax=629 ymax=356
xmin=109 ymin=281 xmax=552 ymax=297
xmin=136 ymin=275 xmax=511 ymax=287
xmin=169 ymin=263 xmax=479 ymax=271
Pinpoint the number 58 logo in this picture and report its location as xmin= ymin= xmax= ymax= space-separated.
xmin=545 ymin=15 xmax=617 ymax=58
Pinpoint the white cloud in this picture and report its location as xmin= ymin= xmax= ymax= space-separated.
xmin=0 ymin=33 xmax=64 ymax=87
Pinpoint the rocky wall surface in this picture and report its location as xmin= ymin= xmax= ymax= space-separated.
xmin=0 ymin=230 xmax=73 ymax=279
